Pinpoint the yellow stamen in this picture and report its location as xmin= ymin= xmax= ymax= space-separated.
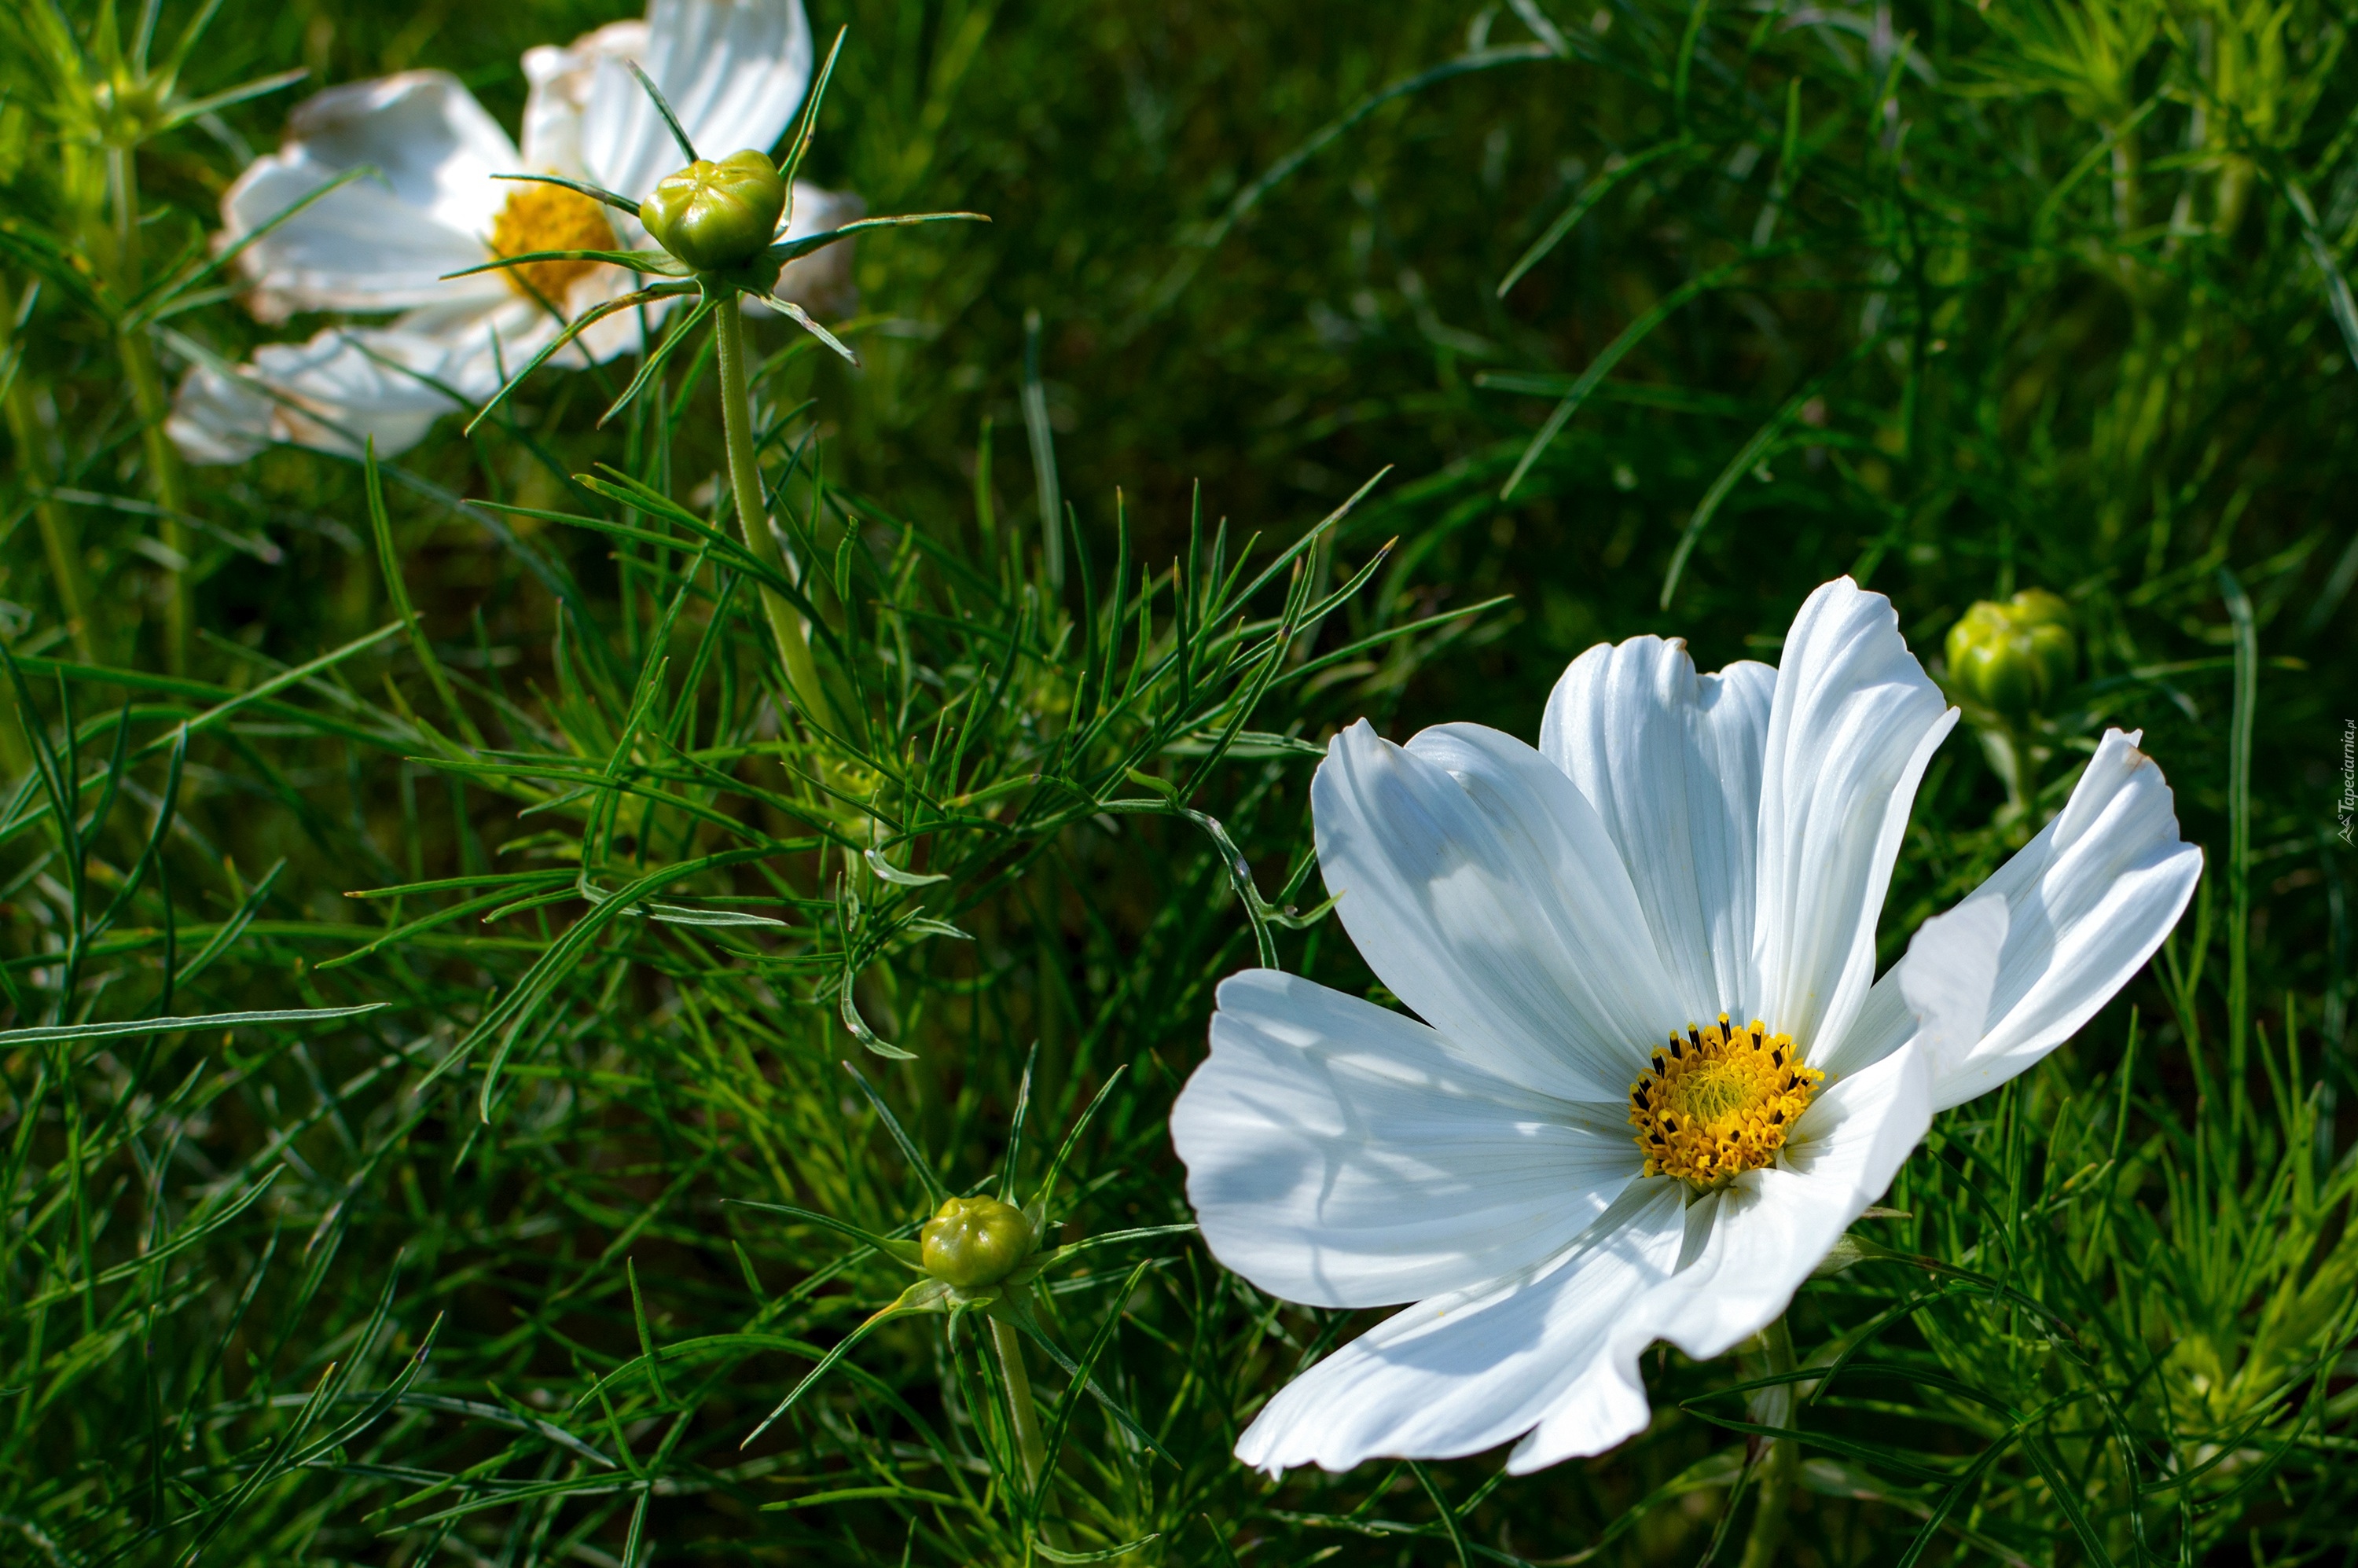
xmin=1629 ymin=1013 xmax=1822 ymax=1187
xmin=489 ymin=182 xmax=615 ymax=303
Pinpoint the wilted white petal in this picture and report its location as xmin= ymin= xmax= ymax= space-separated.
xmin=1313 ymin=720 xmax=1687 ymax=1102
xmin=224 ymin=73 xmax=520 ymax=321
xmin=1234 ymin=1180 xmax=1686 ymax=1474
xmin=167 ymin=329 xmax=465 ymax=464
xmin=1173 ymin=970 xmax=1640 ymax=1310
xmin=1542 ymin=637 xmax=1775 ymax=1019
xmin=584 ymin=0 xmax=816 ymax=207
xmin=1754 ymin=578 xmax=1955 ymax=1055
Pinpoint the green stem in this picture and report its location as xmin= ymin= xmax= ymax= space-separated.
xmin=990 ymin=1314 xmax=1048 ymax=1491
xmin=713 ymin=291 xmax=835 ymax=730
xmin=2 ymin=286 xmax=97 ymax=662
xmin=2010 ymin=720 xmax=2040 ymax=825
xmin=108 ymin=144 xmax=190 ymax=676
xmin=1975 ymin=722 xmax=2030 ymax=837
xmin=2221 ymin=570 xmax=2256 ymax=1151
xmin=1739 ymin=1315 xmax=1798 ymax=1568
xmin=2109 ymin=122 xmax=2139 ymax=237
xmin=122 ymin=332 xmax=188 ymax=673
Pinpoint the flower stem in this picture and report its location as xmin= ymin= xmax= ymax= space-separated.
xmin=2012 ymin=721 xmax=2041 ymax=822
xmin=712 ymin=290 xmax=836 ymax=731
xmin=121 ymin=332 xmax=188 ymax=672
xmin=1739 ymin=1314 xmax=1798 ymax=1568
xmin=989 ymin=1313 xmax=1049 ymax=1490
xmin=108 ymin=144 xmax=191 ymax=676
xmin=1 ymin=283 xmax=96 ymax=662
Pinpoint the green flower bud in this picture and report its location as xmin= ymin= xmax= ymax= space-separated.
xmin=1945 ymin=589 xmax=2077 ymax=717
xmin=2007 ymin=589 xmax=2076 ymax=692
xmin=639 ymin=149 xmax=786 ymax=272
xmin=919 ymin=1195 xmax=1034 ymax=1289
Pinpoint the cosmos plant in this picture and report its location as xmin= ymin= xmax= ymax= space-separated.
xmin=1173 ymin=577 xmax=2200 ymax=1477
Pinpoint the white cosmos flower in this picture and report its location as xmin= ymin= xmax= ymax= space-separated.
xmin=1171 ymin=576 xmax=2201 ymax=1475
xmin=168 ymin=0 xmax=860 ymax=465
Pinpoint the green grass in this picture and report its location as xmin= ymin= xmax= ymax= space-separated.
xmin=2 ymin=0 xmax=2354 ymax=1562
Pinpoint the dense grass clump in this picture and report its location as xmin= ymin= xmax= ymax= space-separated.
xmin=2 ymin=0 xmax=2353 ymax=1562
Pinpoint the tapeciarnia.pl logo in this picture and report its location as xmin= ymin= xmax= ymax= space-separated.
xmin=2341 ymin=718 xmax=2356 ymax=846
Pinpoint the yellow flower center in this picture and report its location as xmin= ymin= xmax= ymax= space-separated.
xmin=488 ymin=182 xmax=615 ymax=303
xmin=1629 ymin=1015 xmax=1823 ymax=1187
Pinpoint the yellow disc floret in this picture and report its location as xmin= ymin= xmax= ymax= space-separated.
xmin=489 ymin=182 xmax=616 ymax=303
xmin=1629 ymin=1015 xmax=1822 ymax=1186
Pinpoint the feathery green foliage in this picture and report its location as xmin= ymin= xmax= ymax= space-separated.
xmin=1 ymin=0 xmax=2352 ymax=1562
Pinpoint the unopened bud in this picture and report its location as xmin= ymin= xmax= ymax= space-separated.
xmin=919 ymin=1195 xmax=1034 ymax=1289
xmin=639 ymin=149 xmax=786 ymax=272
xmin=1945 ymin=589 xmax=2076 ymax=716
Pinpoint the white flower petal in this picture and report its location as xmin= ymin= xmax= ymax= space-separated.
xmin=1754 ymin=578 xmax=1956 ymax=1056
xmin=766 ymin=182 xmax=865 ymax=318
xmin=1234 ymin=1180 xmax=1687 ymax=1474
xmin=1816 ymin=731 xmax=2201 ymax=1097
xmin=1618 ymin=1034 xmax=1933 ymax=1379
xmin=1808 ymin=971 xmax=1913 ymax=1085
xmin=1804 ymin=891 xmax=2014 ymax=1084
xmin=1313 ymin=721 xmax=1688 ymax=1101
xmin=582 ymin=0 xmax=816 ymax=206
xmin=1896 ymin=895 xmax=2009 ymax=1070
xmin=223 ymin=73 xmax=518 ymax=321
xmin=420 ymin=296 xmax=565 ymax=404
xmin=1929 ymin=731 xmax=2200 ymax=1111
xmin=1173 ymin=970 xmax=1640 ymax=1310
xmin=1541 ymin=637 xmax=1776 ymax=1019
xmin=167 ymin=360 xmax=278 ymax=466
xmin=167 ymin=328 xmax=468 ymax=464
xmin=429 ymin=274 xmax=671 ymax=394
xmin=520 ymin=22 xmax=647 ymax=178
xmin=566 ymin=268 xmax=666 ymax=365
xmin=516 ymin=13 xmax=849 ymax=368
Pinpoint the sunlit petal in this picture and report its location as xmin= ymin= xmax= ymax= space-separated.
xmin=520 ymin=20 xmax=648 ymax=178
xmin=223 ymin=73 xmax=520 ymax=321
xmin=1313 ymin=719 xmax=1687 ymax=1101
xmin=1234 ymin=1181 xmax=1686 ymax=1475
xmin=583 ymin=0 xmax=816 ymax=207
xmin=1174 ymin=969 xmax=1640 ymax=1310
xmin=1183 ymin=577 xmax=2191 ymax=1476
xmin=1635 ymin=1036 xmax=1933 ymax=1369
xmin=167 ymin=328 xmax=467 ymax=464
xmin=1542 ymin=635 xmax=1776 ymax=1018
xmin=1754 ymin=578 xmax=1956 ymax=1056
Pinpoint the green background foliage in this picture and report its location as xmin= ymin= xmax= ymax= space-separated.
xmin=2 ymin=0 xmax=2353 ymax=1562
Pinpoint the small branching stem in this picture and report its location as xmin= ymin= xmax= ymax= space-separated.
xmin=106 ymin=145 xmax=190 ymax=674
xmin=714 ymin=291 xmax=834 ymax=729
xmin=2109 ymin=129 xmax=2139 ymax=236
xmin=120 ymin=336 xmax=188 ymax=670
xmin=2 ymin=285 xmax=95 ymax=662
xmin=990 ymin=1314 xmax=1048 ymax=1490
xmin=2006 ymin=719 xmax=2040 ymax=824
